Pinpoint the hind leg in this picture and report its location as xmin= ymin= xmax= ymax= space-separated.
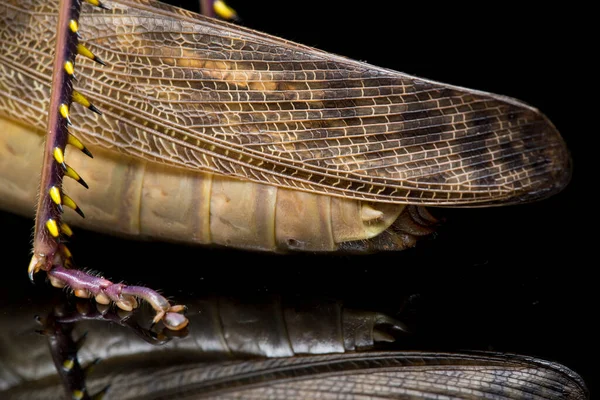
xmin=28 ymin=0 xmax=188 ymax=331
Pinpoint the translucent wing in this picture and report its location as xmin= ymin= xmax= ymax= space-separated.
xmin=118 ymin=352 xmax=588 ymax=399
xmin=1 ymin=0 xmax=571 ymax=205
xmin=3 ymin=351 xmax=588 ymax=399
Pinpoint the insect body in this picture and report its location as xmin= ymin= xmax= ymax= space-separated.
xmin=0 ymin=0 xmax=571 ymax=328
xmin=0 ymin=119 xmax=431 ymax=252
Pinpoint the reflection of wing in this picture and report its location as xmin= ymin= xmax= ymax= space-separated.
xmin=92 ymin=352 xmax=590 ymax=399
xmin=5 ymin=352 xmax=587 ymax=399
xmin=3 ymin=0 xmax=570 ymax=206
xmin=105 ymin=352 xmax=590 ymax=399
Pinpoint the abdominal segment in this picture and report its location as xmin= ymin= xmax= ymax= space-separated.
xmin=0 ymin=117 xmax=432 ymax=252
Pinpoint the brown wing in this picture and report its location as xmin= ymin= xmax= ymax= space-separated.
xmin=0 ymin=0 xmax=571 ymax=205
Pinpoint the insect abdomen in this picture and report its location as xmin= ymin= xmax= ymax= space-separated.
xmin=139 ymin=162 xmax=408 ymax=252
xmin=0 ymin=116 xmax=410 ymax=252
xmin=73 ymin=146 xmax=410 ymax=252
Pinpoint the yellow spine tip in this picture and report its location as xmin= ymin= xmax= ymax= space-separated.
xmin=28 ymin=255 xmax=44 ymax=280
xmin=62 ymin=194 xmax=84 ymax=219
xmin=213 ymin=0 xmax=238 ymax=20
xmin=85 ymin=0 xmax=110 ymax=10
xmin=49 ymin=186 xmax=62 ymax=205
xmin=76 ymin=44 xmax=106 ymax=66
xmin=64 ymin=61 xmax=74 ymax=75
xmin=63 ymin=358 xmax=75 ymax=371
xmin=67 ymin=133 xmax=85 ymax=150
xmin=46 ymin=219 xmax=60 ymax=238
xmin=61 ymin=223 xmax=73 ymax=237
xmin=72 ymin=91 xmax=91 ymax=108
xmin=69 ymin=19 xmax=79 ymax=33
xmin=53 ymin=147 xmax=65 ymax=165
xmin=59 ymin=103 xmax=69 ymax=119
xmin=63 ymin=194 xmax=76 ymax=210
xmin=61 ymin=244 xmax=73 ymax=258
xmin=65 ymin=165 xmax=80 ymax=180
xmin=72 ymin=389 xmax=85 ymax=400
xmin=64 ymin=165 xmax=89 ymax=189
xmin=77 ymin=44 xmax=93 ymax=59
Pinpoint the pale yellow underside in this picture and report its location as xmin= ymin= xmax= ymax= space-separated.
xmin=0 ymin=117 xmax=403 ymax=251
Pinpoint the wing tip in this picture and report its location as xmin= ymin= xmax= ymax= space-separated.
xmin=513 ymin=111 xmax=572 ymax=205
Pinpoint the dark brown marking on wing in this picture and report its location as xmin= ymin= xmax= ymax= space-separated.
xmin=0 ymin=0 xmax=571 ymax=206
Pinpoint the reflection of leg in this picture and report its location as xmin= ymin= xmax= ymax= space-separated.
xmin=35 ymin=295 xmax=184 ymax=400
xmin=47 ymin=266 xmax=189 ymax=331
xmin=36 ymin=309 xmax=109 ymax=400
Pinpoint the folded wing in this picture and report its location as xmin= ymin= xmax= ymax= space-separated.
xmin=3 ymin=0 xmax=572 ymax=205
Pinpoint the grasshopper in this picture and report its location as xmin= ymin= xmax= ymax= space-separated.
xmin=0 ymin=0 xmax=570 ymax=330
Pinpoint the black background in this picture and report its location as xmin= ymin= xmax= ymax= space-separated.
xmin=1 ymin=0 xmax=593 ymax=396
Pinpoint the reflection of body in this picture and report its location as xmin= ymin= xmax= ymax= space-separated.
xmin=0 ymin=295 xmax=588 ymax=399
xmin=0 ymin=295 xmax=408 ymax=390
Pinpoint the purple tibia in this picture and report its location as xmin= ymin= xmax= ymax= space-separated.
xmin=199 ymin=0 xmax=215 ymax=17
xmin=27 ymin=0 xmax=189 ymax=332
xmin=31 ymin=0 xmax=81 ymax=266
xmin=48 ymin=267 xmax=189 ymax=331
